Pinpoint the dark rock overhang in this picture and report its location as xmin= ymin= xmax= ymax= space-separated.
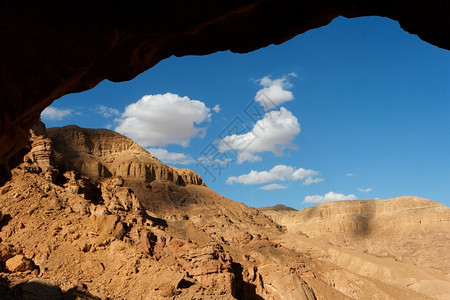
xmin=0 ymin=0 xmax=448 ymax=173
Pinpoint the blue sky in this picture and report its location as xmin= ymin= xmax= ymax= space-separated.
xmin=42 ymin=16 xmax=450 ymax=209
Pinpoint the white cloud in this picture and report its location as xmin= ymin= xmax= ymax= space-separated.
xmin=303 ymin=191 xmax=358 ymax=204
xmin=197 ymin=155 xmax=232 ymax=166
xmin=304 ymin=177 xmax=325 ymax=185
xmin=97 ymin=105 xmax=120 ymax=118
xmin=226 ymin=164 xmax=322 ymax=185
xmin=41 ymin=107 xmax=72 ymax=121
xmin=260 ymin=183 xmax=287 ymax=190
xmin=254 ymin=74 xmax=296 ymax=110
xmin=345 ymin=173 xmax=354 ymax=177
xmin=358 ymin=188 xmax=373 ymax=193
xmin=212 ymin=104 xmax=221 ymax=113
xmin=219 ymin=107 xmax=300 ymax=163
xmin=235 ymin=152 xmax=261 ymax=163
xmin=115 ymin=93 xmax=210 ymax=147
xmin=148 ymin=148 xmax=194 ymax=165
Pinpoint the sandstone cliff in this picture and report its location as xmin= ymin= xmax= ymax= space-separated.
xmin=47 ymin=125 xmax=204 ymax=186
xmin=261 ymin=198 xmax=450 ymax=298
xmin=261 ymin=197 xmax=450 ymax=271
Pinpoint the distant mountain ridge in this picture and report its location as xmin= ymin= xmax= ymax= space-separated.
xmin=261 ymin=196 xmax=450 ymax=272
xmin=258 ymin=204 xmax=297 ymax=212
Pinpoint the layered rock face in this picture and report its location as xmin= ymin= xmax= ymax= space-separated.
xmin=262 ymin=197 xmax=450 ymax=270
xmin=263 ymin=196 xmax=450 ymax=238
xmin=0 ymin=1 xmax=449 ymax=170
xmin=47 ymin=125 xmax=204 ymax=186
xmin=261 ymin=197 xmax=450 ymax=298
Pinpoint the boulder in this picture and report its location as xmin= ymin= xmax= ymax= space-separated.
xmin=5 ymin=255 xmax=35 ymax=272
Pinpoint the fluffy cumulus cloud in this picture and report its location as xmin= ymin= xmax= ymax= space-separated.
xmin=259 ymin=183 xmax=287 ymax=190
xmin=115 ymin=93 xmax=211 ymax=147
xmin=254 ymin=74 xmax=296 ymax=110
xmin=212 ymin=104 xmax=221 ymax=113
xmin=226 ymin=164 xmax=322 ymax=185
xmin=219 ymin=107 xmax=300 ymax=163
xmin=303 ymin=191 xmax=358 ymax=204
xmin=97 ymin=105 xmax=120 ymax=118
xmin=148 ymin=148 xmax=194 ymax=165
xmin=358 ymin=188 xmax=373 ymax=193
xmin=41 ymin=107 xmax=72 ymax=121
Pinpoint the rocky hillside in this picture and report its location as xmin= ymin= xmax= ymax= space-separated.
xmin=261 ymin=198 xmax=450 ymax=299
xmin=0 ymin=123 xmax=318 ymax=299
xmin=48 ymin=125 xmax=204 ymax=186
xmin=261 ymin=197 xmax=450 ymax=272
xmin=0 ymin=121 xmax=448 ymax=299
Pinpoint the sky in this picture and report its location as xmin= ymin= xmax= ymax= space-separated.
xmin=41 ymin=16 xmax=450 ymax=210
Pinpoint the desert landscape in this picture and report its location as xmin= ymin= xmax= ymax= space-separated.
xmin=0 ymin=122 xmax=448 ymax=299
xmin=0 ymin=2 xmax=448 ymax=299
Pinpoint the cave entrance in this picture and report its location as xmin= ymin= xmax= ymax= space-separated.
xmin=41 ymin=16 xmax=450 ymax=210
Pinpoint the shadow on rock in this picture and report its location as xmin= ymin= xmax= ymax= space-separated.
xmin=231 ymin=262 xmax=264 ymax=300
xmin=0 ymin=277 xmax=100 ymax=300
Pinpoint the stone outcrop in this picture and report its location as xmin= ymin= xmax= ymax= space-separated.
xmin=5 ymin=255 xmax=35 ymax=273
xmin=100 ymin=177 xmax=141 ymax=212
xmin=47 ymin=125 xmax=204 ymax=187
xmin=169 ymin=242 xmax=237 ymax=295
xmin=25 ymin=122 xmax=53 ymax=172
xmin=0 ymin=1 xmax=449 ymax=171
xmin=1 ymin=121 xmax=58 ymax=184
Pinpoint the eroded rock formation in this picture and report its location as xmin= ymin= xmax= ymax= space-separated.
xmin=0 ymin=123 xmax=448 ymax=298
xmin=0 ymin=1 xmax=449 ymax=173
xmin=0 ymin=122 xmax=319 ymax=299
xmin=261 ymin=197 xmax=450 ymax=297
xmin=48 ymin=125 xmax=204 ymax=186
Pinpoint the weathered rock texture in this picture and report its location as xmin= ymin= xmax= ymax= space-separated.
xmin=48 ymin=125 xmax=204 ymax=186
xmin=0 ymin=123 xmax=449 ymax=299
xmin=0 ymin=123 xmax=318 ymax=299
xmin=0 ymin=1 xmax=449 ymax=173
xmin=261 ymin=198 xmax=450 ymax=298
xmin=262 ymin=196 xmax=450 ymax=272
